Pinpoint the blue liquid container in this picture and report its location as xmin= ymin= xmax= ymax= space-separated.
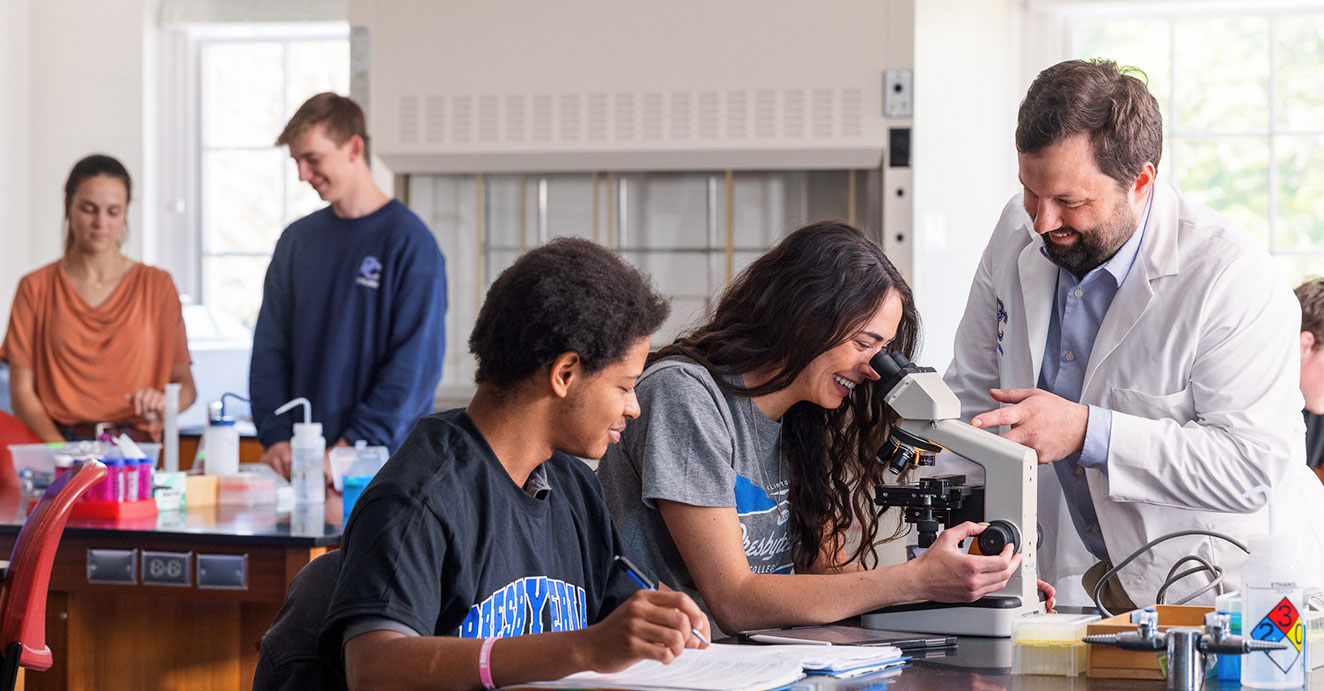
xmin=342 ymin=475 xmax=372 ymax=525
xmin=1217 ymin=611 xmax=1242 ymax=681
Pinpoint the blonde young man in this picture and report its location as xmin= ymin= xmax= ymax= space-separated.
xmin=250 ymin=93 xmax=446 ymax=477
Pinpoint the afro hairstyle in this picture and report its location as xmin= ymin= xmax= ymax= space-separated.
xmin=469 ymin=237 xmax=669 ymax=388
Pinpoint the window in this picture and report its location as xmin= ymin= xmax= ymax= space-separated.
xmin=408 ymin=170 xmax=868 ymax=400
xmin=190 ymin=24 xmax=350 ymax=330
xmin=1068 ymin=7 xmax=1324 ymax=283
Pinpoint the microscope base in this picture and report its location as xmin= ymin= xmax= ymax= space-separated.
xmin=861 ymin=596 xmax=1037 ymax=637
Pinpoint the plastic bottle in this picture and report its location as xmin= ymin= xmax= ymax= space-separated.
xmin=106 ymin=459 xmax=126 ymax=502
xmin=1242 ymin=533 xmax=1307 ymax=688
xmin=203 ymin=399 xmax=240 ymax=477
xmin=87 ymin=456 xmax=109 ymax=501
xmin=276 ymin=397 xmax=325 ymax=504
xmin=123 ymin=458 xmax=139 ymax=501
xmin=53 ymin=454 xmax=74 ymax=481
xmin=137 ymin=458 xmax=154 ymax=503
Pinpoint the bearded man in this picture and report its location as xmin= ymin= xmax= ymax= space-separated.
xmin=942 ymin=59 xmax=1324 ymax=611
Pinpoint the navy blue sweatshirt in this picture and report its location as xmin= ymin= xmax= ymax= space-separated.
xmin=249 ymin=200 xmax=446 ymax=452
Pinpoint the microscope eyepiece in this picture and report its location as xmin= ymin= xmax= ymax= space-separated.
xmin=870 ymin=350 xmax=936 ymax=397
xmin=868 ymin=350 xmax=901 ymax=379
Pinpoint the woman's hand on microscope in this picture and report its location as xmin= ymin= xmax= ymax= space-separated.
xmin=909 ymin=521 xmax=1020 ymax=603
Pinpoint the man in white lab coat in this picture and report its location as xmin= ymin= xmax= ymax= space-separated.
xmin=945 ymin=58 xmax=1324 ymax=610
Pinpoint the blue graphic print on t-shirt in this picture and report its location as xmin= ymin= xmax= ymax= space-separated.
xmin=458 ymin=576 xmax=588 ymax=638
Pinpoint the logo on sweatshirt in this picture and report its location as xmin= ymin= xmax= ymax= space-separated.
xmin=356 ymin=256 xmax=382 ymax=289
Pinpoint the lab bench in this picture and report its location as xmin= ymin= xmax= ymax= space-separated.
xmin=0 ymin=491 xmax=341 ymax=690
xmin=773 ymin=620 xmax=1324 ymax=690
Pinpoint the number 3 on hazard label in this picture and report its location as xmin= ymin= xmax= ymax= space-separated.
xmin=1271 ymin=601 xmax=1297 ymax=629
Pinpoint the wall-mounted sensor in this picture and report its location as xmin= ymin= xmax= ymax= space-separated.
xmin=884 ymin=69 xmax=913 ymax=118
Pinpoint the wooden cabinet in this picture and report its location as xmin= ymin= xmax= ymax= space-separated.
xmin=0 ymin=499 xmax=341 ymax=690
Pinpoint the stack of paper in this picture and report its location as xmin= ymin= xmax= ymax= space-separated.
xmin=525 ymin=646 xmax=803 ymax=691
xmin=767 ymin=644 xmax=906 ymax=679
xmin=522 ymin=643 xmax=905 ymax=690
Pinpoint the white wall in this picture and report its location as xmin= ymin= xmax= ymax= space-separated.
xmin=911 ymin=0 xmax=1027 ymax=370
xmin=3 ymin=0 xmax=1055 ymax=366
xmin=2 ymin=0 xmax=156 ymax=329
xmin=0 ymin=0 xmax=33 ymax=327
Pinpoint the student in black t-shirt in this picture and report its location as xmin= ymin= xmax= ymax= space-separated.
xmin=1295 ymin=278 xmax=1324 ymax=469
xmin=321 ymin=238 xmax=710 ymax=690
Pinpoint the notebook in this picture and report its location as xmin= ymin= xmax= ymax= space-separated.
xmin=522 ymin=642 xmax=905 ymax=690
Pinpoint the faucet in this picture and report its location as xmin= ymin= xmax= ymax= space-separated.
xmin=1082 ymin=609 xmax=1288 ymax=690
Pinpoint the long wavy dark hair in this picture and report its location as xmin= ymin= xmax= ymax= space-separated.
xmin=651 ymin=221 xmax=920 ymax=571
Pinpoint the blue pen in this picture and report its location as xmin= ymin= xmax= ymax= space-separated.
xmin=613 ymin=555 xmax=710 ymax=645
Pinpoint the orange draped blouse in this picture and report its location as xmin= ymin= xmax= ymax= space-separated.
xmin=1 ymin=262 xmax=191 ymax=433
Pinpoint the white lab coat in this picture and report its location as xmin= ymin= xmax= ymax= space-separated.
xmin=942 ymin=182 xmax=1324 ymax=607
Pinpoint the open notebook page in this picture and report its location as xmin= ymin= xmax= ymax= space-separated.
xmin=521 ymin=645 xmax=804 ymax=691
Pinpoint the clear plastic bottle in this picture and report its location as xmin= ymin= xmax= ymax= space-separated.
xmin=276 ymin=398 xmax=325 ymax=504
xmin=1242 ymin=533 xmax=1306 ymax=688
xmin=203 ymin=400 xmax=240 ymax=476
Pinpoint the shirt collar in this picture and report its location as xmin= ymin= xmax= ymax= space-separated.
xmin=1098 ymin=188 xmax=1152 ymax=285
xmin=523 ymin=462 xmax=552 ymax=499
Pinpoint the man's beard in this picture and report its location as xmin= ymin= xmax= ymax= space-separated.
xmin=1042 ymin=201 xmax=1138 ymax=278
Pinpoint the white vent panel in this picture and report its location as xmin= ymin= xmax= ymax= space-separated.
xmin=365 ymin=0 xmax=888 ymax=172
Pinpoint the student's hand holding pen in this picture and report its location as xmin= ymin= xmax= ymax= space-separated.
xmin=576 ymin=588 xmax=710 ymax=673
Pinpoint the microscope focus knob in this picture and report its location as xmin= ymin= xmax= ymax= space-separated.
xmin=976 ymin=520 xmax=1022 ymax=555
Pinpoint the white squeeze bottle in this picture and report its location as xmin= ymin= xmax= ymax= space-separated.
xmin=203 ymin=400 xmax=240 ymax=476
xmin=1242 ymin=510 xmax=1307 ymax=688
xmin=276 ymin=397 xmax=325 ymax=504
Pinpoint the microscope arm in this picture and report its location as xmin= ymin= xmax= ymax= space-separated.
xmin=894 ymin=418 xmax=1039 ymax=608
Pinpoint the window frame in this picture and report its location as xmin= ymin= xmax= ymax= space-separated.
xmin=157 ymin=21 xmax=349 ymax=314
xmin=1062 ymin=4 xmax=1324 ymax=265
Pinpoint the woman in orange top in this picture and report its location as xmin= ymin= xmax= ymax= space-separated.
xmin=1 ymin=154 xmax=196 ymax=442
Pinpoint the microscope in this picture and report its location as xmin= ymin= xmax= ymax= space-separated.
xmin=860 ymin=351 xmax=1044 ymax=637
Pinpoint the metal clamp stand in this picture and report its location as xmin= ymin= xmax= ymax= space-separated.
xmin=1082 ymin=608 xmax=1288 ymax=690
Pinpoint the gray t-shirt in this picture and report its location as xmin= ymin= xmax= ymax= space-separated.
xmin=597 ymin=357 xmax=791 ymax=623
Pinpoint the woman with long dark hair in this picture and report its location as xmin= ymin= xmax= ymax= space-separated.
xmin=597 ymin=221 xmax=1026 ymax=634
xmin=1 ymin=154 xmax=195 ymax=443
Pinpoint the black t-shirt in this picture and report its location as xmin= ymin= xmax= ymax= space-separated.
xmin=1306 ymin=410 xmax=1324 ymax=470
xmin=319 ymin=409 xmax=635 ymax=665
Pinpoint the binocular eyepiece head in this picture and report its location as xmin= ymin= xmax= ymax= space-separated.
xmin=869 ymin=350 xmax=931 ymax=399
xmin=868 ymin=349 xmax=908 ymax=380
xmin=870 ymin=351 xmax=941 ymax=474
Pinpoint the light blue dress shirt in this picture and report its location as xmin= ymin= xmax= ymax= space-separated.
xmin=1036 ymin=194 xmax=1151 ymax=562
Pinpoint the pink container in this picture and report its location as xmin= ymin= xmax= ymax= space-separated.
xmin=124 ymin=462 xmax=139 ymax=501
xmin=53 ymin=454 xmax=74 ymax=482
xmin=137 ymin=459 xmax=154 ymax=502
xmin=107 ymin=459 xmax=126 ymax=502
xmin=87 ymin=457 xmax=111 ymax=501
